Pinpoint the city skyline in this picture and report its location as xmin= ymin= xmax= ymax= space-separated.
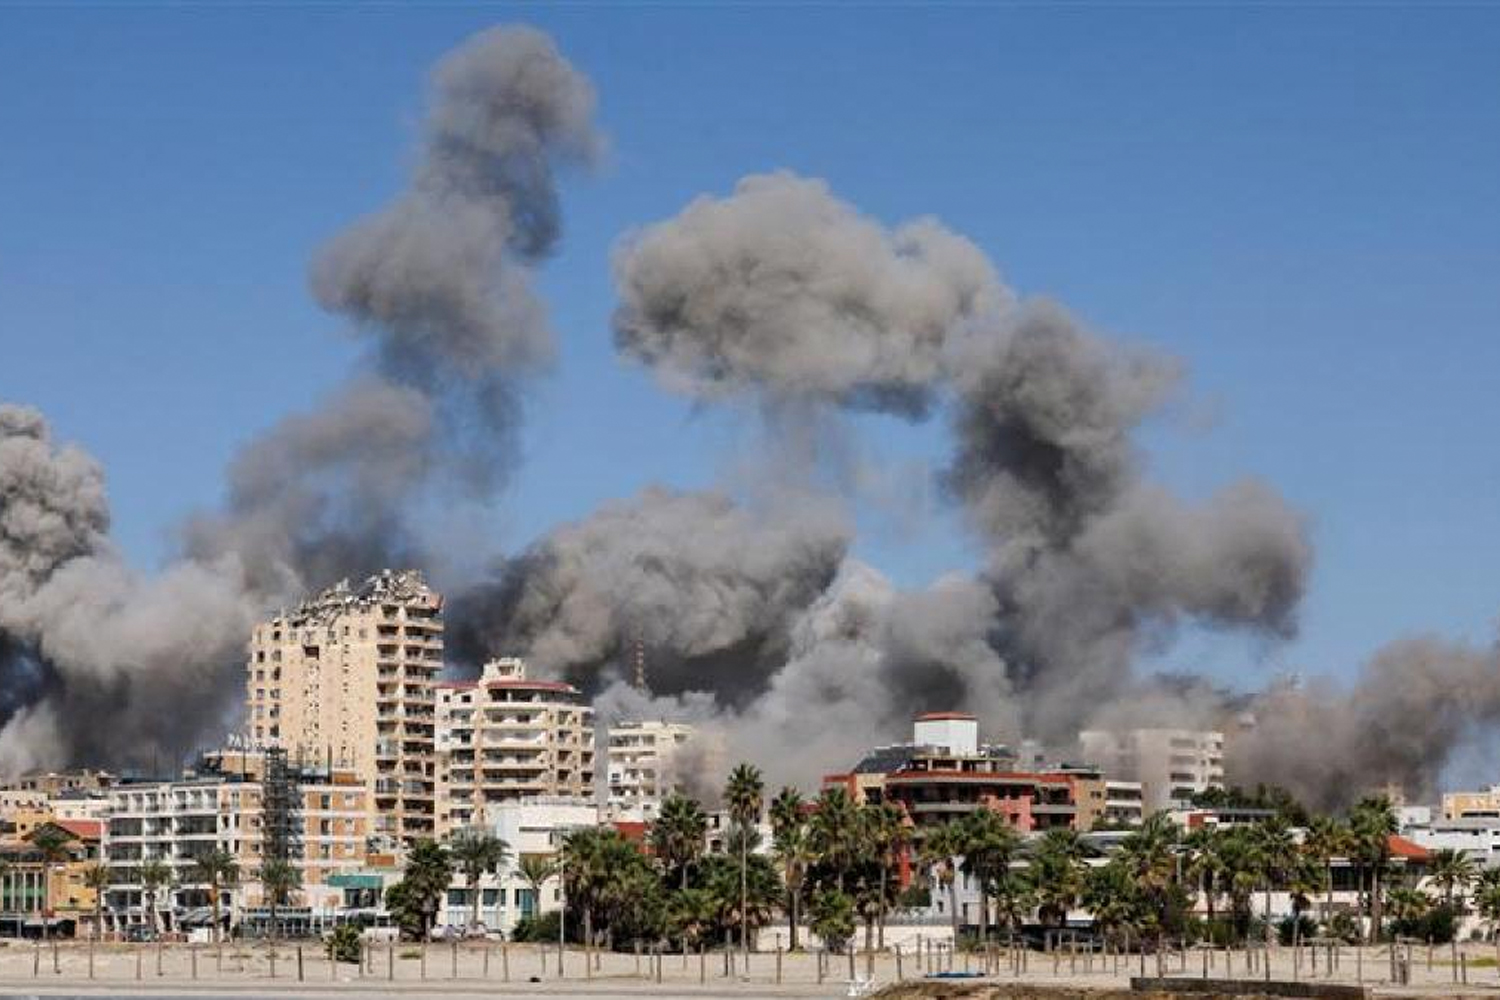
xmin=3 ymin=10 xmax=1500 ymax=797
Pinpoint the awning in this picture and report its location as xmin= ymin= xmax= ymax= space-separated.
xmin=327 ymin=874 xmax=386 ymax=889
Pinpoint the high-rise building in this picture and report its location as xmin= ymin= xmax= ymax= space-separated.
xmin=605 ymin=720 xmax=700 ymax=820
xmin=1078 ymin=727 xmax=1225 ymax=815
xmin=246 ymin=570 xmax=442 ymax=843
xmin=434 ymin=658 xmax=595 ymax=835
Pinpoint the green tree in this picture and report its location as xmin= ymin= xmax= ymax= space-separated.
xmin=1349 ymin=796 xmax=1397 ymax=942
xmin=810 ymin=787 xmax=861 ymax=892
xmin=191 ymin=849 xmax=240 ymax=944
xmin=257 ymin=858 xmax=301 ymax=942
xmin=1029 ymin=829 xmax=1088 ymax=928
xmin=769 ymin=787 xmax=811 ymax=951
xmin=386 ymin=840 xmax=453 ymax=940
xmin=863 ymin=801 xmax=909 ymax=949
xmin=138 ymin=859 xmax=173 ymax=935
xmin=724 ymin=763 xmax=765 ymax=959
xmin=1302 ymin=815 xmax=1350 ymax=931
xmin=516 ymin=854 xmax=556 ymax=921
xmin=1427 ymin=847 xmax=1475 ymax=913
xmin=1253 ymin=817 xmax=1298 ymax=944
xmin=809 ymin=887 xmax=855 ymax=954
xmin=1473 ymin=868 xmax=1500 ymax=944
xmin=959 ymin=809 xmax=1020 ymax=947
xmin=448 ymin=827 xmax=509 ymax=930
xmin=559 ymin=827 xmax=640 ymax=953
xmin=1082 ymin=860 xmax=1142 ymax=945
xmin=1116 ymin=813 xmax=1180 ymax=946
xmin=650 ymin=794 xmax=708 ymax=890
xmin=82 ymin=863 xmax=109 ymax=941
xmin=919 ymin=821 xmax=965 ymax=939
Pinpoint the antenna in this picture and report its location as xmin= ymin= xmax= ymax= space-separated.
xmin=633 ymin=626 xmax=648 ymax=694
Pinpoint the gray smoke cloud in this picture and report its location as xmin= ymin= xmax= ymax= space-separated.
xmin=0 ymin=25 xmax=602 ymax=774
xmin=609 ymin=171 xmax=1315 ymax=785
xmin=448 ymin=486 xmax=851 ymax=705
xmin=1229 ymin=637 xmax=1500 ymax=811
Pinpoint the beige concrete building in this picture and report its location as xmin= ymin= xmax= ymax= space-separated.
xmin=1443 ymin=784 xmax=1500 ymax=820
xmin=246 ymin=569 xmax=442 ymax=844
xmin=1079 ymin=727 xmax=1225 ymax=815
xmin=606 ymin=720 xmax=699 ymax=820
xmin=435 ymin=658 xmax=595 ymax=835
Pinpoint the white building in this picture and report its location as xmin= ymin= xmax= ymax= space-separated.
xmin=437 ymin=800 xmax=598 ymax=937
xmin=1078 ymin=728 xmax=1225 ymax=814
xmin=606 ymin=720 xmax=698 ymax=821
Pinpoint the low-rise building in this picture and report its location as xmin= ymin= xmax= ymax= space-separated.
xmin=0 ymin=819 xmax=104 ymax=938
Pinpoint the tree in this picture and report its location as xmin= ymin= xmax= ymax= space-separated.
xmin=138 ymin=859 xmax=173 ymax=935
xmin=919 ymin=821 xmax=965 ymax=939
xmin=1302 ymin=815 xmax=1349 ymax=931
xmin=1349 ymin=796 xmax=1397 ymax=942
xmin=387 ymin=840 xmax=453 ymax=940
xmin=724 ymin=763 xmax=764 ymax=958
xmin=82 ymin=863 xmax=109 ymax=941
xmin=257 ymin=858 xmax=301 ymax=942
xmin=1029 ymin=829 xmax=1088 ymax=928
xmin=1183 ymin=826 xmax=1225 ymax=926
xmin=650 ymin=794 xmax=708 ymax=890
xmin=769 ymin=787 xmax=812 ymax=951
xmin=666 ymin=886 xmax=717 ymax=949
xmin=1252 ymin=817 xmax=1298 ymax=945
xmin=1427 ymin=847 xmax=1475 ymax=914
xmin=1473 ymin=868 xmax=1500 ymax=947
xmin=810 ymin=787 xmax=861 ymax=892
xmin=449 ymin=827 xmax=509 ymax=931
xmin=516 ymin=854 xmax=556 ymax=922
xmin=959 ymin=809 xmax=1020 ymax=948
xmin=559 ymin=827 xmax=634 ymax=954
xmin=27 ymin=825 xmax=75 ymax=943
xmin=1082 ymin=860 xmax=1142 ymax=945
xmin=863 ymin=801 xmax=910 ymax=949
xmin=1116 ymin=813 xmax=1180 ymax=946
xmin=191 ymin=849 xmax=240 ymax=944
xmin=809 ymin=887 xmax=855 ymax=954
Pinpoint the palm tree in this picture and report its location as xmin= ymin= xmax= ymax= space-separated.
xmin=27 ymin=825 xmax=76 ymax=944
xmin=1253 ymin=817 xmax=1298 ymax=944
xmin=1302 ymin=815 xmax=1348 ymax=931
xmin=768 ymin=788 xmax=811 ymax=951
xmin=516 ymin=855 xmax=556 ymax=922
xmin=1349 ymin=796 xmax=1397 ymax=942
xmin=650 ymin=794 xmax=708 ymax=890
xmin=449 ymin=827 xmax=510 ymax=931
xmin=1029 ymin=829 xmax=1088 ymax=929
xmin=863 ymin=801 xmax=910 ymax=949
xmin=1428 ymin=847 xmax=1476 ymax=913
xmin=1184 ymin=826 xmax=1224 ymax=927
xmin=959 ymin=809 xmax=1020 ymax=948
xmin=82 ymin=863 xmax=110 ymax=941
xmin=138 ymin=859 xmax=173 ymax=936
xmin=1117 ymin=813 xmax=1179 ymax=947
xmin=724 ymin=763 xmax=764 ymax=958
xmin=1473 ymin=868 xmax=1500 ymax=951
xmin=919 ymin=821 xmax=964 ymax=939
xmin=399 ymin=840 xmax=454 ymax=940
xmin=257 ymin=858 xmax=301 ymax=942
xmin=810 ymin=787 xmax=861 ymax=892
xmin=192 ymin=849 xmax=240 ymax=943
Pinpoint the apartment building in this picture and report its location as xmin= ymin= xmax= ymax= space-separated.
xmin=102 ymin=754 xmax=368 ymax=933
xmin=0 ymin=819 xmax=103 ymax=938
xmin=246 ymin=569 xmax=442 ymax=844
xmin=434 ymin=658 xmax=595 ymax=835
xmin=1443 ymin=784 xmax=1500 ymax=820
xmin=1078 ymin=727 xmax=1225 ymax=814
xmin=605 ymin=720 xmax=699 ymax=820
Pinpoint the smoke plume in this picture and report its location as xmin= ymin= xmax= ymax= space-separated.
xmin=0 ymin=25 xmax=602 ymax=773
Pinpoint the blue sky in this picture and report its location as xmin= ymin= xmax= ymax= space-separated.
xmin=2 ymin=5 xmax=1498 ymax=692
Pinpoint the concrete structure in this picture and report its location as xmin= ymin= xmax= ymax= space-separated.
xmin=912 ymin=712 xmax=980 ymax=755
xmin=434 ymin=658 xmax=595 ymax=836
xmin=246 ymin=569 xmax=443 ymax=844
xmin=1078 ymin=727 xmax=1225 ymax=814
xmin=1444 ymin=783 xmax=1500 ymax=820
xmin=437 ymin=799 xmax=597 ymax=936
xmin=0 ymin=819 xmax=104 ymax=938
xmin=101 ymin=755 xmax=368 ymax=934
xmin=605 ymin=720 xmax=699 ymax=820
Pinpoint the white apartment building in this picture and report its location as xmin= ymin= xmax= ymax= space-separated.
xmin=434 ymin=658 xmax=595 ymax=836
xmin=606 ymin=720 xmax=697 ymax=820
xmin=246 ymin=570 xmax=443 ymax=844
xmin=1078 ymin=727 xmax=1225 ymax=814
xmin=437 ymin=800 xmax=598 ymax=936
xmin=1102 ymin=780 xmax=1146 ymax=826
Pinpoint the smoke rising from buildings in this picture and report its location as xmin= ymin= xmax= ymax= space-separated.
xmin=0 ymin=25 xmax=602 ymax=773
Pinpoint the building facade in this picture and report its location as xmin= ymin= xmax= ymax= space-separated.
xmin=1078 ymin=727 xmax=1225 ymax=815
xmin=605 ymin=720 xmax=697 ymax=820
xmin=246 ymin=570 xmax=442 ymax=844
xmin=435 ymin=658 xmax=595 ymax=836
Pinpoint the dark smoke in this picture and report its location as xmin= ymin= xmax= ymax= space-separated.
xmin=0 ymin=25 xmax=602 ymax=774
